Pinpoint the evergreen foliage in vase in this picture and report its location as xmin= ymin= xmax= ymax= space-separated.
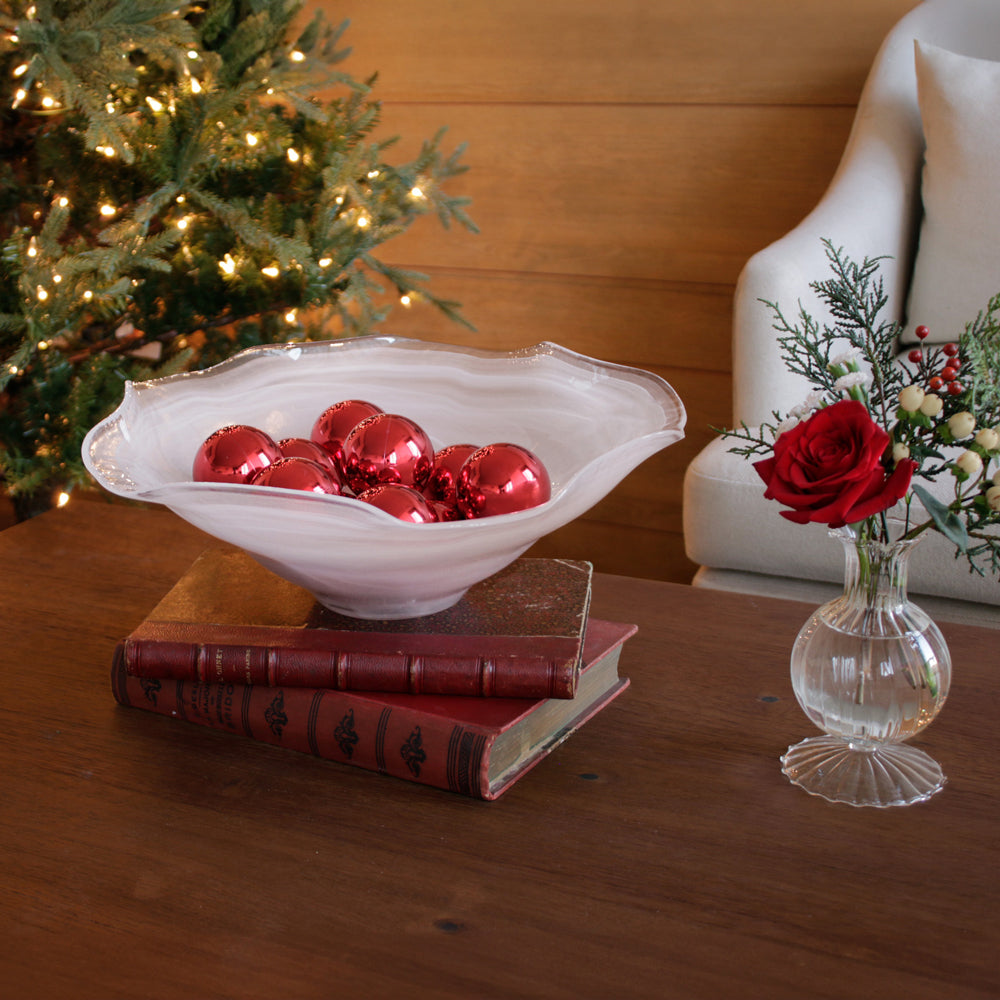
xmin=0 ymin=0 xmax=476 ymax=517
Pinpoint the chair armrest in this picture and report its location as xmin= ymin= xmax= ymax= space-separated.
xmin=732 ymin=23 xmax=927 ymax=427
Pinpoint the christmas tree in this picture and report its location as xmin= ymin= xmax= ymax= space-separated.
xmin=0 ymin=0 xmax=476 ymax=518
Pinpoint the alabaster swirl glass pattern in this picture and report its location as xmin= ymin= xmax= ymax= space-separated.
xmin=83 ymin=337 xmax=686 ymax=618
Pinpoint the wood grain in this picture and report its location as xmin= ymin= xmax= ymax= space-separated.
xmin=371 ymin=103 xmax=860 ymax=286
xmin=1 ymin=501 xmax=997 ymax=999
xmin=339 ymin=0 xmax=916 ymax=105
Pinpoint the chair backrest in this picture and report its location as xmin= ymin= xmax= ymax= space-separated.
xmin=731 ymin=0 xmax=1000 ymax=427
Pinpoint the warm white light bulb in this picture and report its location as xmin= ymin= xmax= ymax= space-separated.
xmin=57 ymin=196 xmax=69 ymax=207
xmin=145 ymin=95 xmax=163 ymax=112
xmin=356 ymin=213 xmax=370 ymax=229
xmin=261 ymin=265 xmax=279 ymax=278
xmin=400 ymin=294 xmax=412 ymax=307
xmin=219 ymin=254 xmax=236 ymax=275
xmin=285 ymin=309 xmax=297 ymax=324
xmin=318 ymin=257 xmax=332 ymax=268
xmin=99 ymin=204 xmax=116 ymax=217
xmin=56 ymin=491 xmax=70 ymax=508
xmin=190 ymin=77 xmax=202 ymax=94
xmin=13 ymin=63 xmax=27 ymax=77
xmin=287 ymin=147 xmax=300 ymax=163
xmin=290 ymin=50 xmax=305 ymax=62
xmin=36 ymin=286 xmax=48 ymax=301
xmin=246 ymin=133 xmax=259 ymax=147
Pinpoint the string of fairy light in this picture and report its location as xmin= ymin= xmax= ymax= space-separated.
xmin=5 ymin=21 xmax=433 ymax=324
xmin=3 ymin=9 xmax=440 ymax=509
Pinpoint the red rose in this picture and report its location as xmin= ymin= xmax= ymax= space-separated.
xmin=754 ymin=399 xmax=915 ymax=528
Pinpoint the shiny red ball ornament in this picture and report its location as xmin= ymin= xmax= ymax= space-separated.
xmin=193 ymin=424 xmax=281 ymax=483
xmin=915 ymin=324 xmax=930 ymax=340
xmin=456 ymin=443 xmax=551 ymax=518
xmin=428 ymin=499 xmax=464 ymax=522
xmin=251 ymin=457 xmax=341 ymax=494
xmin=310 ymin=399 xmax=383 ymax=472
xmin=423 ymin=443 xmax=479 ymax=505
xmin=948 ymin=380 xmax=965 ymax=396
xmin=942 ymin=342 xmax=959 ymax=357
xmin=342 ymin=412 xmax=434 ymax=494
xmin=278 ymin=437 xmax=343 ymax=482
xmin=356 ymin=484 xmax=438 ymax=523
xmin=907 ymin=349 xmax=923 ymax=364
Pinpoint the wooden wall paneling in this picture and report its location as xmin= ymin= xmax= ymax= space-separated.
xmin=380 ymin=272 xmax=734 ymax=373
xmin=340 ymin=1 xmax=919 ymax=105
xmin=367 ymin=104 xmax=862 ymax=285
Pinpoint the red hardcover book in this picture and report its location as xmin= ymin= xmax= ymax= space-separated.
xmin=111 ymin=619 xmax=635 ymax=800
xmin=119 ymin=549 xmax=592 ymax=699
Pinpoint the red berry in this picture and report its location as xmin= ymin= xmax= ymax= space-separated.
xmin=907 ymin=349 xmax=923 ymax=363
xmin=915 ymin=325 xmax=930 ymax=340
xmin=947 ymin=381 xmax=964 ymax=396
xmin=942 ymin=367 xmax=958 ymax=382
xmin=942 ymin=342 xmax=959 ymax=356
xmin=928 ymin=376 xmax=944 ymax=391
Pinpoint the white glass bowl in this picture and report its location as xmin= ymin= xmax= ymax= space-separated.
xmin=83 ymin=337 xmax=686 ymax=618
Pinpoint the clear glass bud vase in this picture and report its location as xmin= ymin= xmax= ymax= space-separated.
xmin=780 ymin=528 xmax=951 ymax=807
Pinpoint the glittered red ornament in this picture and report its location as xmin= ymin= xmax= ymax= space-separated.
xmin=310 ymin=399 xmax=383 ymax=472
xmin=251 ymin=457 xmax=342 ymax=494
xmin=193 ymin=424 xmax=281 ymax=484
xmin=423 ymin=443 xmax=479 ymax=505
xmin=356 ymin=484 xmax=438 ymax=523
xmin=278 ymin=437 xmax=343 ymax=483
xmin=456 ymin=443 xmax=551 ymax=518
xmin=342 ymin=412 xmax=434 ymax=493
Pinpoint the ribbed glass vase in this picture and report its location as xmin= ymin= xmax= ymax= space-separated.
xmin=780 ymin=527 xmax=951 ymax=807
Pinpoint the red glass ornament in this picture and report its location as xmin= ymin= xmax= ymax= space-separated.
xmin=456 ymin=443 xmax=551 ymax=518
xmin=342 ymin=412 xmax=434 ymax=493
xmin=278 ymin=437 xmax=343 ymax=483
xmin=356 ymin=484 xmax=437 ymax=523
xmin=915 ymin=325 xmax=930 ymax=340
xmin=310 ymin=399 xmax=383 ymax=472
xmin=251 ymin=457 xmax=341 ymax=494
xmin=423 ymin=443 xmax=479 ymax=504
xmin=193 ymin=424 xmax=281 ymax=483
xmin=428 ymin=499 xmax=463 ymax=522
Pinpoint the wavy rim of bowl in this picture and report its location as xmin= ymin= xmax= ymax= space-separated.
xmin=82 ymin=336 xmax=686 ymax=529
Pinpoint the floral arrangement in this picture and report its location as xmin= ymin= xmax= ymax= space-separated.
xmin=723 ymin=240 xmax=1000 ymax=576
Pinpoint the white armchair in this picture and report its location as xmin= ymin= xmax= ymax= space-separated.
xmin=683 ymin=0 xmax=1000 ymax=625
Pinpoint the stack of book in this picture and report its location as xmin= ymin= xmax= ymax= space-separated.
xmin=112 ymin=549 xmax=636 ymax=800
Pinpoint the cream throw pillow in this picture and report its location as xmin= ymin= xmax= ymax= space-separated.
xmin=904 ymin=41 xmax=1000 ymax=344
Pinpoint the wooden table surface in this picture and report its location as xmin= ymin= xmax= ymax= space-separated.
xmin=1 ymin=501 xmax=997 ymax=999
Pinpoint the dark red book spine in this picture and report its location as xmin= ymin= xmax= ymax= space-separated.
xmin=111 ymin=646 xmax=495 ymax=798
xmin=121 ymin=624 xmax=577 ymax=699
